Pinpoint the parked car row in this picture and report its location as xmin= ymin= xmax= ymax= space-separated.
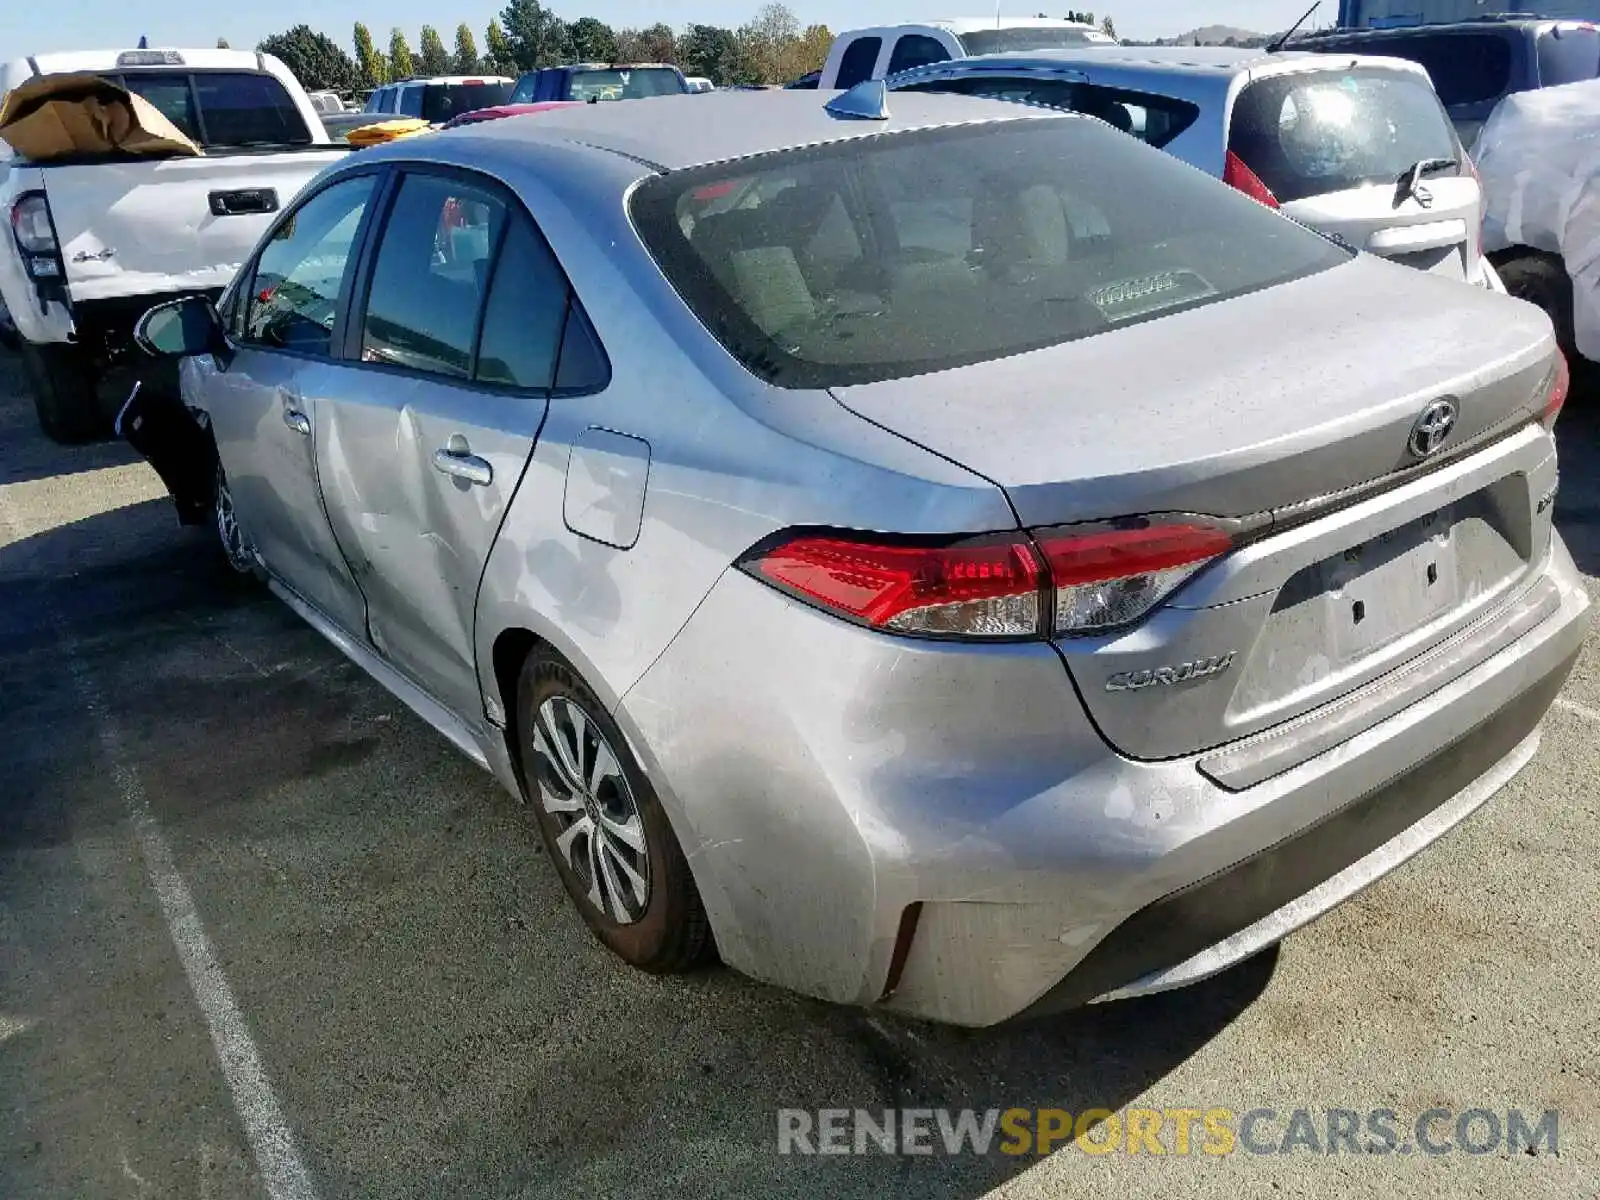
xmin=105 ymin=79 xmax=1586 ymax=1026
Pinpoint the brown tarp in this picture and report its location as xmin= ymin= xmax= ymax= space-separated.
xmin=0 ymin=72 xmax=200 ymax=160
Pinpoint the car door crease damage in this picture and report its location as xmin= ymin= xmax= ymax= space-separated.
xmin=120 ymin=88 xmax=1588 ymax=1027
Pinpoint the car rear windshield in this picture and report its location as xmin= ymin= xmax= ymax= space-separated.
xmin=114 ymin=71 xmax=312 ymax=147
xmin=420 ymin=82 xmax=513 ymax=123
xmin=1228 ymin=67 xmax=1460 ymax=205
xmin=630 ymin=118 xmax=1350 ymax=388
xmin=564 ymin=68 xmax=687 ymax=101
xmin=958 ymin=28 xmax=1117 ymax=54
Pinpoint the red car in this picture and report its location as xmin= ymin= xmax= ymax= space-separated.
xmin=441 ymin=100 xmax=584 ymax=129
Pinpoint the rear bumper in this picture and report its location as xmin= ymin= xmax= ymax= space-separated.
xmin=621 ymin=534 xmax=1590 ymax=1028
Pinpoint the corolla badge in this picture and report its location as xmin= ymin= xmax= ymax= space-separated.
xmin=1106 ymin=652 xmax=1236 ymax=693
xmin=1407 ymin=398 xmax=1458 ymax=460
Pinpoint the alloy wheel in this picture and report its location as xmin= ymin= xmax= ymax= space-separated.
xmin=530 ymin=696 xmax=651 ymax=925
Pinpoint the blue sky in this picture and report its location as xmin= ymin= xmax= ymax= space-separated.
xmin=3 ymin=2 xmax=1322 ymax=59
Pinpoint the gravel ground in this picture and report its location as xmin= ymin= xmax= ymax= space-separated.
xmin=0 ymin=346 xmax=1596 ymax=1200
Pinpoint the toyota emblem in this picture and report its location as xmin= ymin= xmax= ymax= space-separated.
xmin=1407 ymin=398 xmax=1458 ymax=460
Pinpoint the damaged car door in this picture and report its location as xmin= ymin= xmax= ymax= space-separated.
xmin=306 ymin=167 xmax=560 ymax=719
xmin=203 ymin=171 xmax=380 ymax=636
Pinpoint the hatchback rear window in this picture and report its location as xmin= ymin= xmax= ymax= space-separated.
xmin=631 ymin=119 xmax=1349 ymax=388
xmin=115 ymin=71 xmax=312 ymax=147
xmin=1228 ymin=67 xmax=1460 ymax=205
xmin=564 ymin=68 xmax=686 ymax=101
xmin=419 ymin=82 xmax=513 ymax=123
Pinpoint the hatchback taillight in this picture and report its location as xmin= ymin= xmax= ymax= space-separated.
xmin=1223 ymin=151 xmax=1279 ymax=209
xmin=739 ymin=522 xmax=1233 ymax=640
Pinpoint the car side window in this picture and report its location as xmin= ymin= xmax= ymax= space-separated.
xmin=397 ymin=86 xmax=424 ymax=118
xmin=474 ymin=216 xmax=572 ymax=390
xmin=242 ymin=175 xmax=377 ymax=356
xmin=836 ymin=37 xmax=883 ymax=89
xmin=887 ymin=35 xmax=952 ymax=76
xmin=360 ymin=173 xmax=507 ymax=379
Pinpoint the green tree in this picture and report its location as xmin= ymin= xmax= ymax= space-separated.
xmin=257 ymin=25 xmax=357 ymax=92
xmin=418 ymin=25 xmax=451 ymax=75
xmin=1101 ymin=15 xmax=1117 ymax=38
xmin=484 ymin=19 xmax=515 ymax=73
xmin=679 ymin=24 xmax=741 ymax=85
xmin=500 ymin=0 xmax=569 ymax=71
xmin=635 ymin=22 xmax=676 ymax=62
xmin=568 ymin=16 xmax=619 ymax=62
xmin=216 ymin=37 xmax=230 ymax=49
xmin=388 ymin=28 xmax=415 ymax=80
xmin=353 ymin=22 xmax=388 ymax=88
xmin=453 ymin=24 xmax=481 ymax=73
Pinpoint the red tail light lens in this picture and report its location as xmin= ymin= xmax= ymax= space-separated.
xmin=1034 ymin=523 xmax=1234 ymax=634
xmin=740 ymin=532 xmax=1044 ymax=638
xmin=1541 ymin=351 xmax=1570 ymax=432
xmin=1223 ymin=151 xmax=1279 ymax=209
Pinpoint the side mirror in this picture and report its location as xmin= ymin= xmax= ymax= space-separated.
xmin=134 ymin=296 xmax=224 ymax=358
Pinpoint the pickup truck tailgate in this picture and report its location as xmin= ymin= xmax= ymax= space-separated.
xmin=44 ymin=150 xmax=347 ymax=301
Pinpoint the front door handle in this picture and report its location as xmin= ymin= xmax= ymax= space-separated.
xmin=432 ymin=448 xmax=493 ymax=486
xmin=282 ymin=408 xmax=311 ymax=436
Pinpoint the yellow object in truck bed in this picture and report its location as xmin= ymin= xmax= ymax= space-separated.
xmin=344 ymin=118 xmax=432 ymax=147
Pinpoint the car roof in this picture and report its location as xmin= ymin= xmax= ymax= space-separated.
xmin=434 ymin=88 xmax=1070 ymax=171
xmin=911 ymin=44 xmax=1432 ymax=79
xmin=1295 ymin=15 xmax=1589 ymax=38
xmin=851 ymin=16 xmax=1101 ymax=34
xmin=383 ymin=75 xmax=513 ymax=86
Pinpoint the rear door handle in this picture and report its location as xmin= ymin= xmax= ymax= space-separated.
xmin=433 ymin=448 xmax=493 ymax=486
xmin=283 ymin=408 xmax=311 ymax=436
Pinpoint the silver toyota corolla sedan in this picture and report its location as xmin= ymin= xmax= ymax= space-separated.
xmin=130 ymin=88 xmax=1588 ymax=1027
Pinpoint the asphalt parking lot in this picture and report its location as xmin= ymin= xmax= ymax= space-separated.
xmin=1 ymin=345 xmax=1597 ymax=1200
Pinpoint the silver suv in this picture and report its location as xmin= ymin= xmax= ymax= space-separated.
xmin=887 ymin=46 xmax=1503 ymax=291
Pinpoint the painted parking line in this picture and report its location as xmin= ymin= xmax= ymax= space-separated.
xmin=0 ymin=480 xmax=318 ymax=1200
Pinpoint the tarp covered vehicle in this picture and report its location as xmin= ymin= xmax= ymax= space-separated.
xmin=1474 ymin=76 xmax=1600 ymax=367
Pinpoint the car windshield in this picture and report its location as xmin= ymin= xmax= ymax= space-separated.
xmin=958 ymin=27 xmax=1117 ymax=54
xmin=114 ymin=71 xmax=312 ymax=147
xmin=566 ymin=67 xmax=687 ymax=101
xmin=420 ymin=82 xmax=513 ymax=124
xmin=631 ymin=118 xmax=1349 ymax=388
xmin=1229 ymin=67 xmax=1461 ymax=203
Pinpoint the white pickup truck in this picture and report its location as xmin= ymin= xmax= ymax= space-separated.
xmin=816 ymin=17 xmax=1116 ymax=90
xmin=0 ymin=47 xmax=349 ymax=441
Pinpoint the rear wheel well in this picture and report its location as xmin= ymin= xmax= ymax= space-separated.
xmin=492 ymin=627 xmax=545 ymax=788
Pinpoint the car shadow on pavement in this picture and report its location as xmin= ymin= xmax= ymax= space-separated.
xmin=0 ymin=495 xmax=1276 ymax=1200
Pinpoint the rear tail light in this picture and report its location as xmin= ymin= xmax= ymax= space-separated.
xmin=9 ymin=191 xmax=64 ymax=286
xmin=1223 ymin=151 xmax=1279 ymax=209
xmin=738 ymin=522 xmax=1234 ymax=640
xmin=1540 ymin=351 xmax=1570 ymax=432
xmin=739 ymin=532 xmax=1044 ymax=638
xmin=1034 ymin=523 xmax=1234 ymax=634
xmin=1464 ymin=152 xmax=1488 ymax=264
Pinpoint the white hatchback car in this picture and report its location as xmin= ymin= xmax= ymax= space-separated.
xmin=888 ymin=46 xmax=1507 ymax=292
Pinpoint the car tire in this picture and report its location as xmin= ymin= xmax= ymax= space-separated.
xmin=1496 ymin=251 xmax=1576 ymax=358
xmin=0 ymin=296 xmax=18 ymax=351
xmin=21 ymin=341 xmax=108 ymax=444
xmin=213 ymin=459 xmax=259 ymax=577
xmin=514 ymin=648 xmax=713 ymax=973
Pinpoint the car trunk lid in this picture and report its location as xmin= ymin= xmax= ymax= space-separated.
xmin=830 ymin=254 xmax=1561 ymax=760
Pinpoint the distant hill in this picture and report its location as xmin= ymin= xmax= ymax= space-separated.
xmin=1124 ymin=24 xmax=1273 ymax=47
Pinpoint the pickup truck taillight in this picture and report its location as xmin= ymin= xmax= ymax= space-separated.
xmin=10 ymin=192 xmax=64 ymax=286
